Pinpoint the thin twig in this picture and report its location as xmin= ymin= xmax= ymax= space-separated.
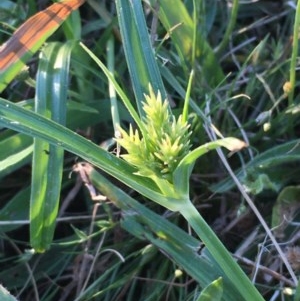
xmin=233 ymin=254 xmax=295 ymax=287
xmin=2 ymin=235 xmax=40 ymax=301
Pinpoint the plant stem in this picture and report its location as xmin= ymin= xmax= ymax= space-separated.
xmin=289 ymin=0 xmax=300 ymax=106
xmin=180 ymin=200 xmax=265 ymax=301
xmin=215 ymin=0 xmax=239 ymax=55
xmin=107 ymin=37 xmax=121 ymax=134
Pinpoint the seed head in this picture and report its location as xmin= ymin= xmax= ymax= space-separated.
xmin=116 ymin=86 xmax=191 ymax=183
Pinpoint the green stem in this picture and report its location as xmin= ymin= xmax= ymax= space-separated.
xmin=107 ymin=36 xmax=120 ymax=132
xmin=182 ymin=69 xmax=194 ymax=123
xmin=216 ymin=0 xmax=239 ymax=55
xmin=289 ymin=0 xmax=300 ymax=106
xmin=180 ymin=200 xmax=265 ymax=301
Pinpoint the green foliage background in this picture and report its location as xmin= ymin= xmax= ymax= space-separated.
xmin=0 ymin=0 xmax=300 ymax=300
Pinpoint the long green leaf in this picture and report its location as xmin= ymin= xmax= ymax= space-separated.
xmin=0 ymin=187 xmax=30 ymax=233
xmin=196 ymin=277 xmax=223 ymax=301
xmin=0 ymin=285 xmax=18 ymax=301
xmin=0 ymin=100 xmax=99 ymax=179
xmin=79 ymin=43 xmax=145 ymax=134
xmin=0 ymin=98 xmax=184 ymax=211
xmin=115 ymin=0 xmax=167 ymax=115
xmin=181 ymin=201 xmax=265 ymax=301
xmin=0 ymin=133 xmax=33 ymax=179
xmin=30 ymin=42 xmax=74 ymax=252
xmin=174 ymin=138 xmax=247 ymax=195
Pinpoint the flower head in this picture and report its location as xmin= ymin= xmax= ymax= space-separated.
xmin=116 ymin=86 xmax=191 ymax=183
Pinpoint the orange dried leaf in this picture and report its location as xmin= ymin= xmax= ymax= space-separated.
xmin=0 ymin=0 xmax=85 ymax=91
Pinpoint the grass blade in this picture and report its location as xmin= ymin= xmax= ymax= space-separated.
xmin=0 ymin=133 xmax=33 ymax=179
xmin=288 ymin=0 xmax=300 ymax=105
xmin=196 ymin=278 xmax=223 ymax=301
xmin=115 ymin=0 xmax=167 ymax=115
xmin=30 ymin=42 xmax=74 ymax=252
xmin=0 ymin=285 xmax=18 ymax=301
xmin=174 ymin=138 xmax=247 ymax=195
xmin=0 ymin=97 xmax=184 ymax=211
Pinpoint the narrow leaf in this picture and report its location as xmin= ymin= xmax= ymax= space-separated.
xmin=115 ymin=0 xmax=167 ymax=115
xmin=30 ymin=42 xmax=74 ymax=252
xmin=0 ymin=133 xmax=33 ymax=179
xmin=196 ymin=277 xmax=223 ymax=301
xmin=0 ymin=186 xmax=30 ymax=233
xmin=80 ymin=43 xmax=145 ymax=134
xmin=0 ymin=98 xmax=182 ymax=211
xmin=0 ymin=285 xmax=19 ymax=301
xmin=174 ymin=138 xmax=247 ymax=195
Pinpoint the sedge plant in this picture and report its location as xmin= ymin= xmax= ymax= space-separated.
xmin=0 ymin=0 xmax=266 ymax=298
xmin=114 ymin=84 xmax=264 ymax=301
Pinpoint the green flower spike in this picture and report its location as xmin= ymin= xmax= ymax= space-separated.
xmin=116 ymin=86 xmax=191 ymax=184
